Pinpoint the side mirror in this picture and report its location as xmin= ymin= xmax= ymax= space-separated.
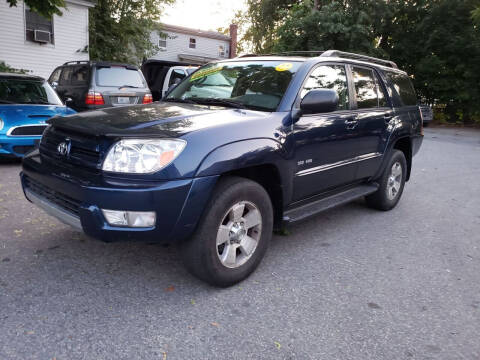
xmin=64 ymin=97 xmax=74 ymax=106
xmin=50 ymin=81 xmax=58 ymax=90
xmin=300 ymin=89 xmax=339 ymax=114
xmin=167 ymin=83 xmax=178 ymax=94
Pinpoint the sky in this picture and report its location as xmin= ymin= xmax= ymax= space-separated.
xmin=161 ymin=0 xmax=247 ymax=31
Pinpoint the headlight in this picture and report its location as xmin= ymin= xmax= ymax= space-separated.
xmin=102 ymin=139 xmax=186 ymax=174
xmin=0 ymin=117 xmax=4 ymax=131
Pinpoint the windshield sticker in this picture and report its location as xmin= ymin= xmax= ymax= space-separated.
xmin=190 ymin=66 xmax=224 ymax=81
xmin=275 ymin=63 xmax=293 ymax=72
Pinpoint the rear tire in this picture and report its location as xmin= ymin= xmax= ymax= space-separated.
xmin=181 ymin=176 xmax=273 ymax=287
xmin=366 ymin=150 xmax=407 ymax=211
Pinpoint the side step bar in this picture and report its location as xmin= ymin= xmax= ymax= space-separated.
xmin=283 ymin=184 xmax=379 ymax=225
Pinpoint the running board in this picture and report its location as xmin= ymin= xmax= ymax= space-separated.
xmin=283 ymin=184 xmax=379 ymax=225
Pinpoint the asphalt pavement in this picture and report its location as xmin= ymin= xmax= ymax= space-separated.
xmin=1 ymin=127 xmax=479 ymax=360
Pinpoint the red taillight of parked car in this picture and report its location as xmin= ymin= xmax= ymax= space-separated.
xmin=142 ymin=93 xmax=153 ymax=104
xmin=85 ymin=91 xmax=105 ymax=105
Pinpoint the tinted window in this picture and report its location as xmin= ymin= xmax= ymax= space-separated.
xmin=95 ymin=67 xmax=144 ymax=87
xmin=0 ymin=78 xmax=62 ymax=105
xmin=168 ymin=69 xmax=186 ymax=87
xmin=386 ymin=72 xmax=417 ymax=106
xmin=352 ymin=67 xmax=380 ymax=109
xmin=49 ymin=68 xmax=61 ymax=83
xmin=59 ymin=67 xmax=72 ymax=85
xmin=71 ymin=66 xmax=89 ymax=85
xmin=301 ymin=65 xmax=349 ymax=110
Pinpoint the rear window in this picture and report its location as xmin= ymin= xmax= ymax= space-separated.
xmin=95 ymin=67 xmax=144 ymax=88
xmin=386 ymin=72 xmax=417 ymax=106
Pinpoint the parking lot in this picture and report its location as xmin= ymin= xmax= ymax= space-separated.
xmin=0 ymin=127 xmax=479 ymax=359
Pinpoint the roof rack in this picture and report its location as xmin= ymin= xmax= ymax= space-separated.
xmin=238 ymin=50 xmax=398 ymax=69
xmin=321 ymin=50 xmax=398 ymax=69
xmin=239 ymin=51 xmax=325 ymax=58
xmin=63 ymin=60 xmax=90 ymax=65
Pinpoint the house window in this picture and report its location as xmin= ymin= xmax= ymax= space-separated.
xmin=218 ymin=45 xmax=225 ymax=57
xmin=158 ymin=34 xmax=167 ymax=49
xmin=189 ymin=38 xmax=196 ymax=49
xmin=25 ymin=7 xmax=54 ymax=44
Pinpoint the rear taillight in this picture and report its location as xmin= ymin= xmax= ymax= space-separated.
xmin=142 ymin=93 xmax=153 ymax=104
xmin=85 ymin=91 xmax=105 ymax=105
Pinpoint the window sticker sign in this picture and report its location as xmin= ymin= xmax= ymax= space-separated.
xmin=190 ymin=65 xmax=224 ymax=81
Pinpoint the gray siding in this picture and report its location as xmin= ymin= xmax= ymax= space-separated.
xmin=0 ymin=0 xmax=91 ymax=79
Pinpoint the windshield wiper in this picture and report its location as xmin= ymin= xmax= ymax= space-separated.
xmin=186 ymin=98 xmax=247 ymax=109
xmin=23 ymin=100 xmax=53 ymax=105
xmin=163 ymin=98 xmax=198 ymax=105
xmin=118 ymin=85 xmax=139 ymax=89
xmin=0 ymin=100 xmax=16 ymax=104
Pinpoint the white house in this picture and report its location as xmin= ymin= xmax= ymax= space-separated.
xmin=149 ymin=23 xmax=238 ymax=64
xmin=0 ymin=0 xmax=94 ymax=79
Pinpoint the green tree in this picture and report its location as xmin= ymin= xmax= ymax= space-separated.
xmin=89 ymin=0 xmax=174 ymax=65
xmin=6 ymin=0 xmax=66 ymax=18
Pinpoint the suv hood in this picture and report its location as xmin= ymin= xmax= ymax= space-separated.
xmin=49 ymin=102 xmax=269 ymax=138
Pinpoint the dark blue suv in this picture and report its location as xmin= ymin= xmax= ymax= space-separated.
xmin=21 ymin=51 xmax=423 ymax=286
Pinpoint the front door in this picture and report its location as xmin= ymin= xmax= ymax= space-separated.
xmin=292 ymin=64 xmax=359 ymax=201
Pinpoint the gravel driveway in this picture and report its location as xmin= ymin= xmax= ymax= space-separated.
xmin=1 ymin=127 xmax=479 ymax=360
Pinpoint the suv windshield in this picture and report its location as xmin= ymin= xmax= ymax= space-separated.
xmin=0 ymin=78 xmax=63 ymax=105
xmin=95 ymin=67 xmax=145 ymax=88
xmin=166 ymin=60 xmax=302 ymax=111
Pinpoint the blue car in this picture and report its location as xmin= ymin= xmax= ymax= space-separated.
xmin=21 ymin=51 xmax=423 ymax=286
xmin=0 ymin=72 xmax=76 ymax=158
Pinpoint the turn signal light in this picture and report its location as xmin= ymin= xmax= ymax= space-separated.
xmin=142 ymin=93 xmax=153 ymax=104
xmin=85 ymin=91 xmax=105 ymax=105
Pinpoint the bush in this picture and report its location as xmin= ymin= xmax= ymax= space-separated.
xmin=0 ymin=61 xmax=30 ymax=74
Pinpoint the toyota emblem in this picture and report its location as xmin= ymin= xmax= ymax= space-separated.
xmin=57 ymin=140 xmax=70 ymax=156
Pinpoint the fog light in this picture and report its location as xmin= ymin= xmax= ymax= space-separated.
xmin=102 ymin=209 xmax=156 ymax=228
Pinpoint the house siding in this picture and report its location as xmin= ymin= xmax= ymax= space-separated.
xmin=0 ymin=0 xmax=90 ymax=79
xmin=150 ymin=30 xmax=230 ymax=63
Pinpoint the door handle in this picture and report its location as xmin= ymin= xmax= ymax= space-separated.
xmin=345 ymin=115 xmax=359 ymax=129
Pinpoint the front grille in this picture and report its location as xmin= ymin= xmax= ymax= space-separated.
xmin=24 ymin=175 xmax=81 ymax=216
xmin=9 ymin=125 xmax=47 ymax=136
xmin=13 ymin=145 xmax=35 ymax=154
xmin=39 ymin=126 xmax=103 ymax=171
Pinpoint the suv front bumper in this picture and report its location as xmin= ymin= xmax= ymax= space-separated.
xmin=21 ymin=151 xmax=218 ymax=243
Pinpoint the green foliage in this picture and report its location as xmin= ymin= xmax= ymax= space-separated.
xmin=89 ymin=0 xmax=174 ymax=65
xmin=237 ymin=0 xmax=480 ymax=124
xmin=0 ymin=61 xmax=30 ymax=74
xmin=6 ymin=0 xmax=66 ymax=18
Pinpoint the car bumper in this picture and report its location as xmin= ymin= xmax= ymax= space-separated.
xmin=0 ymin=134 xmax=40 ymax=157
xmin=21 ymin=151 xmax=218 ymax=243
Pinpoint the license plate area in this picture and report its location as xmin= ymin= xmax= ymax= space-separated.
xmin=117 ymin=97 xmax=130 ymax=104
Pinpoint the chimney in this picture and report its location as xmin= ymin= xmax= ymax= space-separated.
xmin=229 ymin=24 xmax=238 ymax=58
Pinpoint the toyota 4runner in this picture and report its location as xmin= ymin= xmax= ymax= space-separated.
xmin=21 ymin=51 xmax=423 ymax=286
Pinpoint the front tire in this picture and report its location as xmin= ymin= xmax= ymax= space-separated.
xmin=366 ymin=150 xmax=407 ymax=211
xmin=181 ymin=176 xmax=273 ymax=287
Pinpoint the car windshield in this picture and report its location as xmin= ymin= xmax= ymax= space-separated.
xmin=0 ymin=78 xmax=63 ymax=105
xmin=166 ymin=60 xmax=302 ymax=111
xmin=95 ymin=66 xmax=145 ymax=88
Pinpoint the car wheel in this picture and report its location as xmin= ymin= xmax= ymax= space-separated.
xmin=181 ymin=176 xmax=273 ymax=287
xmin=366 ymin=150 xmax=407 ymax=211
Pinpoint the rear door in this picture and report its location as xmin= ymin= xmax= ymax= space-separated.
xmin=347 ymin=65 xmax=392 ymax=180
xmin=68 ymin=65 xmax=90 ymax=111
xmin=93 ymin=65 xmax=149 ymax=106
xmin=292 ymin=63 xmax=360 ymax=201
xmin=55 ymin=66 xmax=71 ymax=101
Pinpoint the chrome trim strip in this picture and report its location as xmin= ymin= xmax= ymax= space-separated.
xmin=296 ymin=152 xmax=382 ymax=177
xmin=24 ymin=188 xmax=82 ymax=231
xmin=7 ymin=124 xmax=48 ymax=137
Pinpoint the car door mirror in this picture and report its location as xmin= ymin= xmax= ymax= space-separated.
xmin=50 ymin=81 xmax=58 ymax=90
xmin=300 ymin=89 xmax=339 ymax=115
xmin=64 ymin=97 xmax=74 ymax=106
